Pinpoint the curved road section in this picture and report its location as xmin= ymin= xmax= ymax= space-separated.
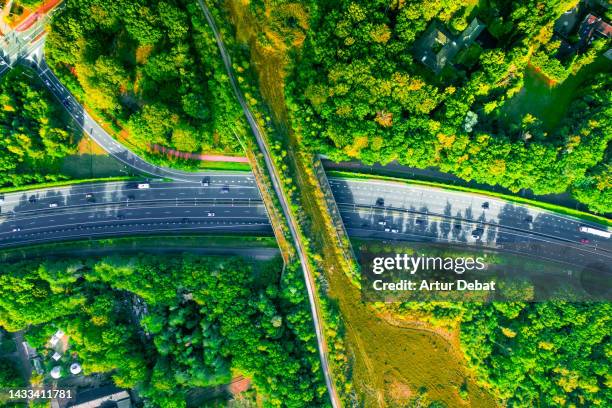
xmin=35 ymin=59 xmax=240 ymax=183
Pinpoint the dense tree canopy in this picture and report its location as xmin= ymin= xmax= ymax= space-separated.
xmin=45 ymin=0 xmax=247 ymax=160
xmin=285 ymin=0 xmax=611 ymax=213
xmin=460 ymin=301 xmax=612 ymax=407
xmin=0 ymin=68 xmax=76 ymax=188
xmin=0 ymin=255 xmax=328 ymax=407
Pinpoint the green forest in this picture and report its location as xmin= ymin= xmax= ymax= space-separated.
xmin=0 ymin=68 xmax=76 ymax=188
xmin=280 ymin=0 xmax=611 ymax=213
xmin=0 ymin=254 xmax=328 ymax=407
xmin=393 ymin=299 xmax=612 ymax=407
xmin=45 ymin=0 xmax=247 ymax=161
xmin=460 ymin=301 xmax=611 ymax=407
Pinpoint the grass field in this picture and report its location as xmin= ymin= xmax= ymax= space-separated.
xmin=197 ymin=160 xmax=251 ymax=171
xmin=502 ymin=55 xmax=611 ymax=131
xmin=328 ymin=170 xmax=612 ymax=227
xmin=327 ymin=255 xmax=497 ymax=407
xmin=60 ymin=134 xmax=132 ymax=179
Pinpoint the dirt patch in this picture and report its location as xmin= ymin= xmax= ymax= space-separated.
xmin=386 ymin=373 xmax=413 ymax=405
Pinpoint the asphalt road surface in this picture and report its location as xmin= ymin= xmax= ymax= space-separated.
xmin=329 ymin=177 xmax=612 ymax=268
xmin=34 ymin=59 xmax=232 ymax=183
xmin=0 ymin=179 xmax=270 ymax=248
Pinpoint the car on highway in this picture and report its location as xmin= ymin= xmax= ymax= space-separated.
xmin=378 ymin=220 xmax=387 ymax=226
xmin=376 ymin=198 xmax=385 ymax=206
xmin=524 ymin=215 xmax=533 ymax=223
xmin=207 ymin=212 xmax=215 ymax=217
xmin=580 ymin=238 xmax=590 ymax=244
xmin=454 ymin=224 xmax=461 ymax=230
xmin=384 ymin=227 xmax=390 ymax=232
xmin=29 ymin=195 xmax=37 ymax=203
xmin=11 ymin=227 xmax=21 ymax=232
xmin=391 ymin=228 xmax=399 ymax=233
xmin=127 ymin=195 xmax=135 ymax=201
xmin=482 ymin=202 xmax=489 ymax=209
xmin=49 ymin=202 xmax=59 ymax=208
xmin=415 ymin=219 xmax=424 ymax=225
xmin=221 ymin=185 xmax=230 ymax=193
xmin=201 ymin=177 xmax=210 ymax=187
xmin=137 ymin=183 xmax=150 ymax=189
xmin=85 ymin=193 xmax=95 ymax=202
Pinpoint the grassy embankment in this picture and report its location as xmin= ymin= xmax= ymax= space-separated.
xmin=222 ymin=2 xmax=497 ymax=406
xmin=502 ymin=54 xmax=611 ymax=132
xmin=328 ymin=170 xmax=612 ymax=227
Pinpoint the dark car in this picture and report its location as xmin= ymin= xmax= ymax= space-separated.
xmin=524 ymin=215 xmax=533 ymax=223
xmin=376 ymin=198 xmax=385 ymax=206
xmin=221 ymin=185 xmax=230 ymax=193
xmin=29 ymin=195 xmax=37 ymax=203
xmin=482 ymin=202 xmax=489 ymax=209
xmin=201 ymin=177 xmax=210 ymax=187
xmin=472 ymin=228 xmax=484 ymax=239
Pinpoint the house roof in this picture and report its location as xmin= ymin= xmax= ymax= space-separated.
xmin=414 ymin=18 xmax=486 ymax=73
xmin=68 ymin=386 xmax=132 ymax=408
xmin=580 ymin=13 xmax=612 ymax=41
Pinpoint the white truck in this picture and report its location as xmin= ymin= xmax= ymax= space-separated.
xmin=579 ymin=226 xmax=611 ymax=239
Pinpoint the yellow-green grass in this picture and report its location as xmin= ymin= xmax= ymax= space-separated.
xmin=197 ymin=161 xmax=251 ymax=172
xmin=328 ymin=170 xmax=611 ymax=227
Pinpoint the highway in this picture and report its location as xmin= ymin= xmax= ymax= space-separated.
xmin=329 ymin=177 xmax=612 ymax=269
xmin=0 ymin=179 xmax=270 ymax=248
xmin=3 ymin=177 xmax=610 ymax=264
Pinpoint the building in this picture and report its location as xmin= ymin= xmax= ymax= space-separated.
xmin=579 ymin=13 xmax=612 ymax=47
xmin=67 ymin=386 xmax=132 ymax=408
xmin=49 ymin=330 xmax=64 ymax=348
xmin=414 ymin=18 xmax=486 ymax=73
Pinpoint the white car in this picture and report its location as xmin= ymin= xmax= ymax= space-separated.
xmin=384 ymin=228 xmax=390 ymax=232
xmin=12 ymin=227 xmax=21 ymax=232
xmin=137 ymin=183 xmax=150 ymax=189
xmin=207 ymin=212 xmax=215 ymax=217
xmin=391 ymin=229 xmax=399 ymax=233
xmin=49 ymin=202 xmax=58 ymax=208
xmin=378 ymin=221 xmax=386 ymax=226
